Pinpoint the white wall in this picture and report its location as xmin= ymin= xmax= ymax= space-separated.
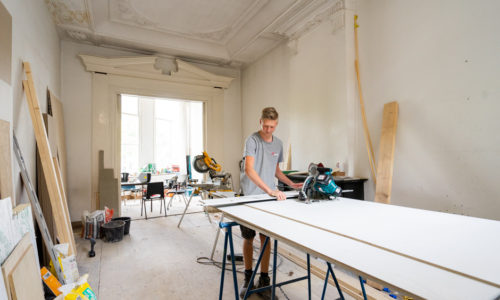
xmin=242 ymin=0 xmax=500 ymax=221
xmin=61 ymin=41 xmax=242 ymax=220
xmin=242 ymin=18 xmax=353 ymax=175
xmin=356 ymin=0 xmax=500 ymax=220
xmin=0 ymin=0 xmax=60 ymax=205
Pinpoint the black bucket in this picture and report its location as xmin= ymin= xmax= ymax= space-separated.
xmin=102 ymin=220 xmax=125 ymax=242
xmin=112 ymin=217 xmax=131 ymax=235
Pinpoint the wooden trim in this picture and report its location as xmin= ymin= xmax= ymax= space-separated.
xmin=22 ymin=62 xmax=76 ymax=255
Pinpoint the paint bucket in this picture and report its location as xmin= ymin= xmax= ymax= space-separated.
xmin=102 ymin=220 xmax=125 ymax=242
xmin=111 ymin=217 xmax=131 ymax=235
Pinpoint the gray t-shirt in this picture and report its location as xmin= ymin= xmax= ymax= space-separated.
xmin=240 ymin=132 xmax=284 ymax=196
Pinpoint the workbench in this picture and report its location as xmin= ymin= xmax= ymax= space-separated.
xmin=209 ymin=194 xmax=500 ymax=299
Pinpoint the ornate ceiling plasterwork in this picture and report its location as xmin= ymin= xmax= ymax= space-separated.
xmin=108 ymin=0 xmax=262 ymax=43
xmin=45 ymin=0 xmax=91 ymax=28
xmin=48 ymin=0 xmax=348 ymax=66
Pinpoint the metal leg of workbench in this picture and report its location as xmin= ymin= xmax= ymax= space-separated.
xmin=218 ymin=221 xmax=239 ymax=300
xmin=321 ymin=262 xmax=345 ymax=300
xmin=307 ymin=254 xmax=312 ymax=300
xmin=272 ymin=239 xmax=278 ymax=300
xmin=243 ymin=237 xmax=270 ymax=300
xmin=359 ymin=276 xmax=368 ymax=300
xmin=177 ymin=190 xmax=197 ymax=228
xmin=210 ymin=213 xmax=224 ymax=261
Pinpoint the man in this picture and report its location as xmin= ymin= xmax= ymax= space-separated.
xmin=239 ymin=107 xmax=302 ymax=299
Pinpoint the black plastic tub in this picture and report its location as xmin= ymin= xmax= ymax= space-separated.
xmin=102 ymin=220 xmax=125 ymax=242
xmin=111 ymin=217 xmax=131 ymax=235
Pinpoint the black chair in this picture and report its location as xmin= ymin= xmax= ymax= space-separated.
xmin=141 ymin=182 xmax=166 ymax=219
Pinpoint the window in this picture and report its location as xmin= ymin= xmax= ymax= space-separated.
xmin=121 ymin=95 xmax=139 ymax=173
xmin=121 ymin=94 xmax=204 ymax=179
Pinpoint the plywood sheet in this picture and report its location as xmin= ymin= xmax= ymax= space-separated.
xmin=48 ymin=91 xmax=68 ymax=193
xmin=375 ymin=102 xmax=398 ymax=204
xmin=1 ymin=235 xmax=44 ymax=300
xmin=0 ymin=120 xmax=13 ymax=203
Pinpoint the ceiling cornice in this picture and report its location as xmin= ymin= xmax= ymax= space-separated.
xmin=49 ymin=0 xmax=348 ymax=67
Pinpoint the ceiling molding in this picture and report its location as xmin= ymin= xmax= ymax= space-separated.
xmin=79 ymin=55 xmax=234 ymax=88
xmin=49 ymin=0 xmax=347 ymax=66
xmin=273 ymin=0 xmax=345 ymax=40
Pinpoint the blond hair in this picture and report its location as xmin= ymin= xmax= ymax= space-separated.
xmin=261 ymin=107 xmax=279 ymax=120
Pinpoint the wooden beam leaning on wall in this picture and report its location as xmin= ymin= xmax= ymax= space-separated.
xmin=22 ymin=62 xmax=76 ymax=255
xmin=354 ymin=15 xmax=377 ymax=185
xmin=374 ymin=102 xmax=399 ymax=204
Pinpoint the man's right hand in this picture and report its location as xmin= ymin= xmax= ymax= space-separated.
xmin=269 ymin=190 xmax=287 ymax=201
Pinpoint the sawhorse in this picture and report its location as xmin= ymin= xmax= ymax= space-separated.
xmin=218 ymin=221 xmax=312 ymax=300
xmin=218 ymin=221 xmax=369 ymax=300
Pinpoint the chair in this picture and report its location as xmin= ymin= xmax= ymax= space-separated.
xmin=141 ymin=182 xmax=166 ymax=219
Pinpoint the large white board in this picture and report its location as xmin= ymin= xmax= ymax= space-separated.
xmin=217 ymin=199 xmax=500 ymax=299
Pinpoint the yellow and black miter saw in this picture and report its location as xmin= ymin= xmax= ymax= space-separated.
xmin=193 ymin=151 xmax=233 ymax=191
xmin=298 ymin=163 xmax=342 ymax=203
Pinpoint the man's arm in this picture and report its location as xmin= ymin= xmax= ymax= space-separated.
xmin=245 ymin=156 xmax=287 ymax=200
xmin=275 ymin=165 xmax=303 ymax=189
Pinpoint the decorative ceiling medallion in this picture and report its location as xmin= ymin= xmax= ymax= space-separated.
xmin=45 ymin=0 xmax=90 ymax=28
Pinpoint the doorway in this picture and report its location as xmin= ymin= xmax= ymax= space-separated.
xmin=119 ymin=94 xmax=205 ymax=219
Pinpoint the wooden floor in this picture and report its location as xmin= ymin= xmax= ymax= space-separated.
xmin=75 ymin=208 xmax=352 ymax=299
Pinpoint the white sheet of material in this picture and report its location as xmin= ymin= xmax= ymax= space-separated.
xmin=217 ymin=199 xmax=500 ymax=299
xmin=202 ymin=191 xmax=298 ymax=207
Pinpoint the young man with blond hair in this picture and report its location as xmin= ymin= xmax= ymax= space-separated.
xmin=239 ymin=107 xmax=302 ymax=299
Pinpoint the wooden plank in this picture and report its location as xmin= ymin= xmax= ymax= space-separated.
xmin=0 ymin=120 xmax=13 ymax=204
xmin=1 ymin=235 xmax=44 ymax=300
xmin=22 ymin=62 xmax=76 ymax=255
xmin=354 ymin=15 xmax=377 ymax=184
xmin=48 ymin=91 xmax=68 ymax=194
xmin=53 ymin=157 xmax=71 ymax=233
xmin=278 ymin=247 xmax=393 ymax=300
xmin=374 ymin=102 xmax=398 ymax=204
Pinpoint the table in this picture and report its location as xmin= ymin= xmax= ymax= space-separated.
xmin=210 ymin=195 xmax=500 ymax=299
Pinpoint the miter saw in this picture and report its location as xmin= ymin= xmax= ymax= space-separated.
xmin=193 ymin=151 xmax=233 ymax=191
xmin=298 ymin=163 xmax=342 ymax=203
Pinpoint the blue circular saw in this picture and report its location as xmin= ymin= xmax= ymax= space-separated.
xmin=298 ymin=163 xmax=342 ymax=202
